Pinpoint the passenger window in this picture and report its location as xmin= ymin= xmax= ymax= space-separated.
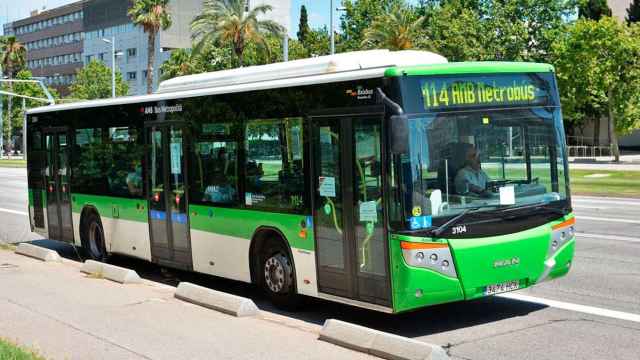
xmin=106 ymin=127 xmax=143 ymax=198
xmin=245 ymin=118 xmax=304 ymax=210
xmin=191 ymin=123 xmax=240 ymax=205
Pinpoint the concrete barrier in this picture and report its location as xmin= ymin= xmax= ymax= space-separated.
xmin=174 ymin=282 xmax=258 ymax=317
xmin=15 ymin=243 xmax=61 ymax=262
xmin=319 ymin=319 xmax=449 ymax=360
xmin=80 ymin=260 xmax=142 ymax=284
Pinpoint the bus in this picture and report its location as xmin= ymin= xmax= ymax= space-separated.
xmin=25 ymin=50 xmax=575 ymax=313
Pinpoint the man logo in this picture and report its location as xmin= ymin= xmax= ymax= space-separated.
xmin=493 ymin=257 xmax=520 ymax=268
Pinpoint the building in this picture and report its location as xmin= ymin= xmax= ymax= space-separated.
xmin=13 ymin=1 xmax=86 ymax=96
xmin=7 ymin=0 xmax=292 ymax=96
xmin=82 ymin=0 xmax=291 ymax=95
xmin=610 ymin=0 xmax=634 ymax=20
xmin=3 ymin=22 xmax=15 ymax=36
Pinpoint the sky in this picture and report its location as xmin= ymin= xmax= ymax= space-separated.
xmin=1 ymin=0 xmax=418 ymax=37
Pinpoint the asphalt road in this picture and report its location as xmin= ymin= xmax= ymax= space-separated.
xmin=1 ymin=167 xmax=639 ymax=360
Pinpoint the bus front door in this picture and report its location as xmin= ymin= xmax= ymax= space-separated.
xmin=146 ymin=124 xmax=193 ymax=270
xmin=312 ymin=115 xmax=391 ymax=307
xmin=43 ymin=129 xmax=74 ymax=243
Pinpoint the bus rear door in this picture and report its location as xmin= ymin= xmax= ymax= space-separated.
xmin=145 ymin=123 xmax=193 ymax=270
xmin=43 ymin=128 xmax=74 ymax=243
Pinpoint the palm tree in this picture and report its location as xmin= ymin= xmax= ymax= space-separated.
xmin=191 ymin=0 xmax=285 ymax=67
xmin=0 ymin=36 xmax=26 ymax=154
xmin=361 ymin=5 xmax=426 ymax=51
xmin=128 ymin=0 xmax=172 ymax=94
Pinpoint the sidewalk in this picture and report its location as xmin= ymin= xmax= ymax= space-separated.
xmin=0 ymin=249 xmax=375 ymax=360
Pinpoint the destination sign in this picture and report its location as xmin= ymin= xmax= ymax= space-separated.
xmin=420 ymin=74 xmax=554 ymax=111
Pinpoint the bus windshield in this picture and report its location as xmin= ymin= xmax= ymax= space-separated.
xmin=391 ymin=74 xmax=569 ymax=232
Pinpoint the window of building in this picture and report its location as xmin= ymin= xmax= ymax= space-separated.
xmin=245 ymin=118 xmax=304 ymax=210
xmin=127 ymin=72 xmax=137 ymax=80
xmin=127 ymin=48 xmax=137 ymax=58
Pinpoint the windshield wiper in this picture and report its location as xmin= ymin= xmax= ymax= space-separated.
xmin=404 ymin=204 xmax=505 ymax=238
xmin=499 ymin=202 xmax=570 ymax=217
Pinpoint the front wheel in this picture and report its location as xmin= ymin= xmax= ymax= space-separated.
xmin=260 ymin=240 xmax=302 ymax=310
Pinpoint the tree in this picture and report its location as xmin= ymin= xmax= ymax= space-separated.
xmin=297 ymin=5 xmax=310 ymax=44
xmin=340 ymin=0 xmax=405 ymax=52
xmin=303 ymin=27 xmax=331 ymax=57
xmin=551 ymin=18 xmax=640 ymax=162
xmin=628 ymin=0 xmax=640 ymax=23
xmin=128 ymin=0 xmax=172 ymax=94
xmin=479 ymin=0 xmax=579 ymax=62
xmin=0 ymin=35 xmax=26 ymax=154
xmin=361 ymin=4 xmax=426 ymax=50
xmin=191 ymin=0 xmax=284 ymax=67
xmin=579 ymin=0 xmax=611 ymax=20
xmin=424 ymin=0 xmax=487 ymax=61
xmin=69 ymin=60 xmax=129 ymax=100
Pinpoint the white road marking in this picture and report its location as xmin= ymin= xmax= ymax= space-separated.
xmin=499 ymin=293 xmax=640 ymax=323
xmin=577 ymin=216 xmax=640 ymax=224
xmin=577 ymin=232 xmax=640 ymax=243
xmin=573 ymin=205 xmax=610 ymax=210
xmin=573 ymin=199 xmax=640 ymax=206
xmin=0 ymin=207 xmax=28 ymax=216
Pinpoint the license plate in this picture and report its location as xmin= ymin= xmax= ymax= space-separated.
xmin=484 ymin=280 xmax=520 ymax=296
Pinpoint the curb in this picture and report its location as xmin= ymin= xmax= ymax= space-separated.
xmin=15 ymin=243 xmax=62 ymax=262
xmin=319 ymin=319 xmax=449 ymax=360
xmin=174 ymin=282 xmax=258 ymax=317
xmin=80 ymin=260 xmax=142 ymax=284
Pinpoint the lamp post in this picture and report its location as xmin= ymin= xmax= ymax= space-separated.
xmin=102 ymin=37 xmax=116 ymax=98
xmin=330 ymin=1 xmax=347 ymax=55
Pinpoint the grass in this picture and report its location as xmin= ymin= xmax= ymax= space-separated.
xmin=0 ymin=338 xmax=44 ymax=360
xmin=0 ymin=159 xmax=26 ymax=168
xmin=570 ymin=169 xmax=640 ymax=197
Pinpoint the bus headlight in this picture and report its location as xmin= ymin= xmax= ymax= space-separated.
xmin=549 ymin=218 xmax=576 ymax=259
xmin=400 ymin=241 xmax=458 ymax=278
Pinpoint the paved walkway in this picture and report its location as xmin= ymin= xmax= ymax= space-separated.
xmin=0 ymin=249 xmax=374 ymax=360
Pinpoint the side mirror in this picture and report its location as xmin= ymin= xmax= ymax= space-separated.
xmin=390 ymin=115 xmax=409 ymax=154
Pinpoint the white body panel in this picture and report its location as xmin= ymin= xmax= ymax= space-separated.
xmin=72 ymin=212 xmax=81 ymax=246
xmin=190 ymin=229 xmax=251 ymax=283
xmin=74 ymin=212 xmax=152 ymax=261
xmin=291 ymin=249 xmax=318 ymax=297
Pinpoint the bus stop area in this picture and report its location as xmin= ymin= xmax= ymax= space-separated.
xmin=0 ymin=247 xmax=383 ymax=360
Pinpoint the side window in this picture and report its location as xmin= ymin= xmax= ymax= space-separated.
xmin=73 ymin=128 xmax=108 ymax=195
xmin=105 ymin=127 xmax=143 ymax=198
xmin=245 ymin=118 xmax=304 ymax=211
xmin=191 ymin=122 xmax=240 ymax=205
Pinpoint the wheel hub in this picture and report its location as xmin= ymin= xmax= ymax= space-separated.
xmin=264 ymin=254 xmax=289 ymax=293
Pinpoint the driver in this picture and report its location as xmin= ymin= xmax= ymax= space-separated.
xmin=455 ymin=143 xmax=491 ymax=197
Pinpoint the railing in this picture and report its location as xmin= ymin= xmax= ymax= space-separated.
xmin=566 ymin=136 xmax=612 ymax=158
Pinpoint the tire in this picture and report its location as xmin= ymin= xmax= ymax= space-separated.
xmin=81 ymin=212 xmax=108 ymax=262
xmin=259 ymin=238 xmax=302 ymax=310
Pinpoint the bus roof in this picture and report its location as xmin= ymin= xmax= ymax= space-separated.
xmin=28 ymin=49 xmax=447 ymax=115
xmin=384 ymin=62 xmax=555 ymax=77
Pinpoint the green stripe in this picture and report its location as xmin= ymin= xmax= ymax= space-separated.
xmin=385 ymin=62 xmax=555 ymax=77
xmin=71 ymin=193 xmax=148 ymax=222
xmin=190 ymin=204 xmax=314 ymax=251
xmin=68 ymin=193 xmax=313 ymax=251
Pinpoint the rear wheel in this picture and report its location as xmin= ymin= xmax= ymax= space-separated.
xmin=82 ymin=212 xmax=108 ymax=262
xmin=260 ymin=239 xmax=302 ymax=310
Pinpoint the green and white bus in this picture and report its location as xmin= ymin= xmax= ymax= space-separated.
xmin=25 ymin=50 xmax=575 ymax=313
